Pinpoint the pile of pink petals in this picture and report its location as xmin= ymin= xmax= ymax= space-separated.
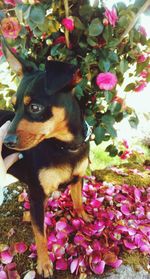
xmin=0 ymin=177 xmax=150 ymax=278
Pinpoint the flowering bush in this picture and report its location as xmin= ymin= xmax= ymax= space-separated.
xmin=0 ymin=0 xmax=150 ymax=155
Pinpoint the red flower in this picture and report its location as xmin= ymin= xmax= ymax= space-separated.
xmin=62 ymin=17 xmax=74 ymax=32
xmin=137 ymin=54 xmax=148 ymax=63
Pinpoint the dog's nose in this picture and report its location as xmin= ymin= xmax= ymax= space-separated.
xmin=4 ymin=134 xmax=19 ymax=148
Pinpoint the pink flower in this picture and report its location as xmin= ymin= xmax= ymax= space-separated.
xmin=137 ymin=54 xmax=148 ymax=63
xmin=96 ymin=72 xmax=118 ymax=90
xmin=140 ymin=70 xmax=148 ymax=79
xmin=104 ymin=8 xmax=118 ymax=27
xmin=14 ymin=242 xmax=28 ymax=254
xmin=4 ymin=0 xmax=16 ymax=6
xmin=122 ymin=139 xmax=129 ymax=149
xmin=0 ymin=44 xmax=3 ymax=59
xmin=120 ymin=150 xmax=131 ymax=160
xmin=62 ymin=17 xmax=74 ymax=31
xmin=138 ymin=26 xmax=147 ymax=37
xmin=134 ymin=81 xmax=147 ymax=92
xmin=1 ymin=17 xmax=21 ymax=39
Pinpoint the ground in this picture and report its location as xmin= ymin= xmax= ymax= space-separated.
xmin=0 ymin=159 xmax=150 ymax=279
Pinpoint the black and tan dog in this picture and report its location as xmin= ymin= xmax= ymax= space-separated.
xmin=1 ymin=38 xmax=91 ymax=278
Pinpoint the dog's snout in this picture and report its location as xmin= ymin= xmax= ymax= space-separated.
xmin=4 ymin=134 xmax=19 ymax=148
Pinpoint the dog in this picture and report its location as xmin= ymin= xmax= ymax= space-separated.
xmin=1 ymin=38 xmax=92 ymax=278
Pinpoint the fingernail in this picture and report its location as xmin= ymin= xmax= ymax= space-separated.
xmin=18 ymin=153 xmax=23 ymax=160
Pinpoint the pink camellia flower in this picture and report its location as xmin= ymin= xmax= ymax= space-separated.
xmin=4 ymin=0 xmax=16 ymax=6
xmin=62 ymin=17 xmax=74 ymax=32
xmin=134 ymin=81 xmax=147 ymax=92
xmin=96 ymin=72 xmax=118 ymax=90
xmin=1 ymin=17 xmax=21 ymax=39
xmin=104 ymin=8 xmax=118 ymax=27
xmin=138 ymin=26 xmax=147 ymax=37
xmin=137 ymin=54 xmax=148 ymax=63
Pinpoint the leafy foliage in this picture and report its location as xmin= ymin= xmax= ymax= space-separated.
xmin=0 ymin=0 xmax=150 ymax=156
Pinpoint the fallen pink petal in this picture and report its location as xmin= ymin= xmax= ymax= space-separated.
xmin=14 ymin=242 xmax=28 ymax=254
xmin=0 ymin=250 xmax=13 ymax=264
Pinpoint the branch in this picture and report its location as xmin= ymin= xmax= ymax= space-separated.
xmin=64 ymin=0 xmax=70 ymax=48
xmin=119 ymin=0 xmax=150 ymax=43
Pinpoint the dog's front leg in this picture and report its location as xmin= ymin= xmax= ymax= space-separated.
xmin=70 ymin=177 xmax=93 ymax=222
xmin=29 ymin=187 xmax=53 ymax=278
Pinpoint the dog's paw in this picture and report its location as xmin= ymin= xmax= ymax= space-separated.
xmin=78 ymin=210 xmax=93 ymax=223
xmin=37 ymin=256 xmax=53 ymax=278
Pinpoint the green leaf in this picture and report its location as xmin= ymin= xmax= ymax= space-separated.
xmin=85 ymin=115 xmax=96 ymax=126
xmin=104 ymin=91 xmax=113 ymax=103
xmin=103 ymin=26 xmax=112 ymax=42
xmin=124 ymin=83 xmax=135 ymax=92
xmin=30 ymin=5 xmax=45 ymax=24
xmin=118 ymin=15 xmax=129 ymax=28
xmin=106 ymin=125 xmax=117 ymax=138
xmin=74 ymin=85 xmax=84 ymax=100
xmin=79 ymin=4 xmax=93 ymax=18
xmin=108 ymin=51 xmax=119 ymax=63
xmin=105 ymin=144 xmax=118 ymax=157
xmin=109 ymin=102 xmax=122 ymax=113
xmin=94 ymin=127 xmax=105 ymax=145
xmin=89 ymin=18 xmax=103 ymax=37
xmin=107 ymin=39 xmax=119 ymax=48
xmin=98 ymin=59 xmax=110 ymax=72
xmin=129 ymin=115 xmax=139 ymax=128
xmin=101 ymin=114 xmax=115 ymax=125
xmin=74 ymin=17 xmax=85 ymax=30
xmin=119 ymin=59 xmax=128 ymax=74
xmin=87 ymin=37 xmax=98 ymax=47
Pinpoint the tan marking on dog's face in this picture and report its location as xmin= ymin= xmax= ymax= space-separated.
xmin=23 ymin=96 xmax=31 ymax=105
xmin=38 ymin=165 xmax=72 ymax=196
xmin=14 ymin=106 xmax=74 ymax=150
xmin=73 ymin=157 xmax=89 ymax=177
xmin=11 ymin=95 xmax=17 ymax=106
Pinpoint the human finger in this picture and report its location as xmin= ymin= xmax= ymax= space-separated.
xmin=4 ymin=153 xmax=23 ymax=171
xmin=0 ymin=121 xmax=11 ymax=152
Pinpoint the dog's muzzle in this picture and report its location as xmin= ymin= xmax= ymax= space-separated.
xmin=4 ymin=134 xmax=19 ymax=149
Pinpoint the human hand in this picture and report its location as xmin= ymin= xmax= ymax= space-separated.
xmin=0 ymin=121 xmax=23 ymax=185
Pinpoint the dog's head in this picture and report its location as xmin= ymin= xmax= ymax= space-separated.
xmin=2 ymin=38 xmax=82 ymax=150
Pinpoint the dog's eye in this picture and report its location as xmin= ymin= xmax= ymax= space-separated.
xmin=28 ymin=103 xmax=44 ymax=114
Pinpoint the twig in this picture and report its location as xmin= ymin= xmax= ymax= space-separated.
xmin=119 ymin=0 xmax=150 ymax=43
xmin=64 ymin=0 xmax=70 ymax=48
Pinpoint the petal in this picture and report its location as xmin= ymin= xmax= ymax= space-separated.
xmin=0 ymin=271 xmax=7 ymax=279
xmin=1 ymin=250 xmax=13 ymax=264
xmin=91 ymin=260 xmax=105 ymax=275
xmin=14 ymin=242 xmax=27 ymax=254
xmin=56 ymin=258 xmax=68 ymax=270
xmin=70 ymin=259 xmax=79 ymax=273
xmin=23 ymin=270 xmax=36 ymax=279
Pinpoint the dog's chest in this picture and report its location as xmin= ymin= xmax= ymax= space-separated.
xmin=38 ymin=165 xmax=72 ymax=196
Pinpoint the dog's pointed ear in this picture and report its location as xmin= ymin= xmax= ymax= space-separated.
xmin=1 ymin=37 xmax=38 ymax=78
xmin=45 ymin=60 xmax=82 ymax=94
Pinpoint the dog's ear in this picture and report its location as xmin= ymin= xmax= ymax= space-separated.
xmin=45 ymin=60 xmax=82 ymax=94
xmin=1 ymin=37 xmax=38 ymax=78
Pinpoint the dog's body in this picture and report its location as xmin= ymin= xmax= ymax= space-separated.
xmin=1 ymin=39 xmax=91 ymax=277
